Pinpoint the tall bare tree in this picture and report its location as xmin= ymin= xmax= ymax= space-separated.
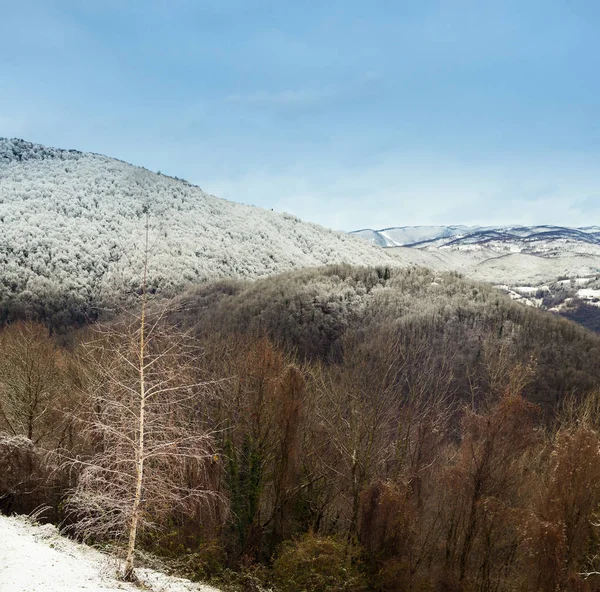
xmin=309 ymin=326 xmax=455 ymax=539
xmin=66 ymin=219 xmax=220 ymax=580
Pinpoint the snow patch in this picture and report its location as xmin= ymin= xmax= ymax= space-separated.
xmin=0 ymin=514 xmax=221 ymax=592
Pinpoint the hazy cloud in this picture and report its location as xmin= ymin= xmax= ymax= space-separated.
xmin=202 ymin=155 xmax=600 ymax=231
xmin=225 ymin=88 xmax=333 ymax=108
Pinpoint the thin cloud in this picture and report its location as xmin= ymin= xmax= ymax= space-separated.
xmin=223 ymin=75 xmax=382 ymax=117
xmin=225 ymin=88 xmax=334 ymax=108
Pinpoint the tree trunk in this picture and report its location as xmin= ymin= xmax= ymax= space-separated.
xmin=123 ymin=217 xmax=148 ymax=581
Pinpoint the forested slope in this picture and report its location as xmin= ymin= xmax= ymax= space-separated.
xmin=173 ymin=264 xmax=600 ymax=411
xmin=0 ymin=138 xmax=391 ymax=327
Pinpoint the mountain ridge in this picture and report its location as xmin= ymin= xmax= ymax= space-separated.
xmin=0 ymin=138 xmax=393 ymax=327
xmin=351 ymin=224 xmax=600 ymax=251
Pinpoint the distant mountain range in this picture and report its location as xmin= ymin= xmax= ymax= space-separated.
xmin=350 ymin=225 xmax=600 ymax=253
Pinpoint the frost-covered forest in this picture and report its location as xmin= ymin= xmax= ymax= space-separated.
xmin=0 ymin=138 xmax=391 ymax=326
xmin=3 ymin=138 xmax=599 ymax=335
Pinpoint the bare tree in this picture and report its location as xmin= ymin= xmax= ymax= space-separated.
xmin=0 ymin=321 xmax=74 ymax=447
xmin=66 ymin=220 xmax=220 ymax=580
xmin=309 ymin=326 xmax=456 ymax=541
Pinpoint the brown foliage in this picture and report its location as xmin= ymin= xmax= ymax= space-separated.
xmin=6 ymin=305 xmax=600 ymax=590
xmin=0 ymin=321 xmax=78 ymax=448
xmin=441 ymin=390 xmax=541 ymax=588
xmin=272 ymin=532 xmax=368 ymax=592
xmin=522 ymin=426 xmax=600 ymax=590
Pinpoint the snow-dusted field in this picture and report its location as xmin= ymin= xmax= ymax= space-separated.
xmin=0 ymin=515 xmax=220 ymax=592
xmin=384 ymin=247 xmax=600 ymax=286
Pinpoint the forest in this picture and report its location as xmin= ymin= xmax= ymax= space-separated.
xmin=3 ymin=265 xmax=600 ymax=591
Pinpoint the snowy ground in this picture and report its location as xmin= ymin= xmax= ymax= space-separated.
xmin=0 ymin=515 xmax=221 ymax=592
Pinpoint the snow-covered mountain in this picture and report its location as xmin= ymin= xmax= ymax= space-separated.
xmin=351 ymin=225 xmax=600 ymax=286
xmin=0 ymin=138 xmax=392 ymax=319
xmin=351 ymin=225 xmax=600 ymax=253
xmin=351 ymin=225 xmax=477 ymax=247
xmin=2 ymin=137 xmax=597 ymax=331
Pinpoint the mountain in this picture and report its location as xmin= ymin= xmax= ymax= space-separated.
xmin=351 ymin=224 xmax=600 ymax=251
xmin=0 ymin=138 xmax=392 ymax=326
xmin=351 ymin=225 xmax=478 ymax=247
xmin=351 ymin=224 xmax=600 ymax=332
xmin=3 ymin=137 xmax=597 ymax=333
xmin=351 ymin=224 xmax=600 ymax=287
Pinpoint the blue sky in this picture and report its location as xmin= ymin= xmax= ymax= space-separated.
xmin=1 ymin=0 xmax=599 ymax=230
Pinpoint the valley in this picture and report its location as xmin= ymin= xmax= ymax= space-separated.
xmin=3 ymin=3 xmax=599 ymax=590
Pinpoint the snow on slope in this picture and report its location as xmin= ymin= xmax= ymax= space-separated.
xmin=0 ymin=138 xmax=393 ymax=309
xmin=351 ymin=225 xmax=600 ymax=287
xmin=577 ymin=287 xmax=600 ymax=307
xmin=350 ymin=225 xmax=477 ymax=247
xmin=350 ymin=228 xmax=390 ymax=247
xmin=0 ymin=514 xmax=220 ymax=592
xmin=373 ymin=228 xmax=600 ymax=317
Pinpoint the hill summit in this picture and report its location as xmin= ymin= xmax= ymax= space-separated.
xmin=0 ymin=138 xmax=391 ymax=324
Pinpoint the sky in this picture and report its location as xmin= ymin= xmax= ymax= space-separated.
xmin=1 ymin=0 xmax=599 ymax=231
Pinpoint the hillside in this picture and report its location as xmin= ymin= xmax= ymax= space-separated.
xmin=350 ymin=226 xmax=600 ymax=287
xmin=4 ymin=265 xmax=600 ymax=589
xmin=0 ymin=138 xmax=392 ymax=326
xmin=172 ymin=265 xmax=600 ymax=411
xmin=351 ymin=227 xmax=600 ymax=286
